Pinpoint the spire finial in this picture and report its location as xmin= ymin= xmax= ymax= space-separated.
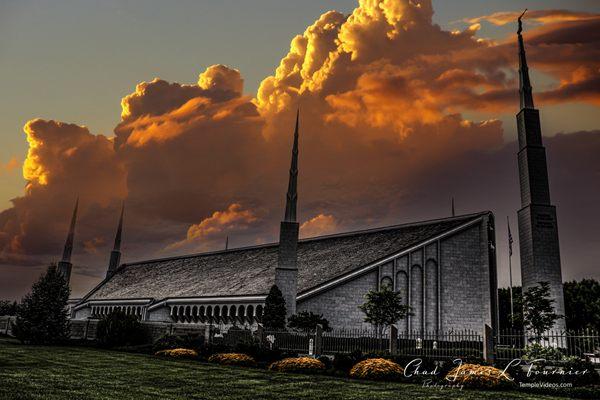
xmin=517 ymin=9 xmax=535 ymax=109
xmin=61 ymin=197 xmax=78 ymax=263
xmin=283 ymin=109 xmax=299 ymax=222
xmin=113 ymin=202 xmax=124 ymax=252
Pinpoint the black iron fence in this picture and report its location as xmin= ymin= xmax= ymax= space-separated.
xmin=495 ymin=329 xmax=600 ymax=361
xmin=322 ymin=328 xmax=388 ymax=354
xmin=396 ymin=330 xmax=483 ymax=359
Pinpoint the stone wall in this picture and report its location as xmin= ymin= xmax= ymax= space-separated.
xmin=298 ymin=218 xmax=496 ymax=334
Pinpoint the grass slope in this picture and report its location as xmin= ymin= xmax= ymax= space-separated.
xmin=0 ymin=339 xmax=564 ymax=400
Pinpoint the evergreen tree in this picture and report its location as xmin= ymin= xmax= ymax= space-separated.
xmin=262 ymin=285 xmax=286 ymax=330
xmin=522 ymin=281 xmax=563 ymax=342
xmin=288 ymin=311 xmax=331 ymax=332
xmin=12 ymin=265 xmax=70 ymax=344
xmin=359 ymin=286 xmax=411 ymax=337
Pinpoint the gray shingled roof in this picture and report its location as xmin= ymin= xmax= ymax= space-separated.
xmin=86 ymin=213 xmax=486 ymax=301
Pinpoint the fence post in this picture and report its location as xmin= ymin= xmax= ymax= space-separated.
xmin=314 ymin=324 xmax=323 ymax=356
xmin=389 ymin=325 xmax=398 ymax=354
xmin=83 ymin=319 xmax=90 ymax=340
xmin=204 ymin=324 xmax=212 ymax=345
xmin=483 ymin=324 xmax=495 ymax=364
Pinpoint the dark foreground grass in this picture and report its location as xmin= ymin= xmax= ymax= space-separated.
xmin=0 ymin=339 xmax=565 ymax=400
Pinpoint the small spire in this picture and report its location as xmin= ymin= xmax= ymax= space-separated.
xmin=283 ymin=109 xmax=299 ymax=222
xmin=225 ymin=235 xmax=229 ymax=251
xmin=451 ymin=197 xmax=455 ymax=217
xmin=112 ymin=202 xmax=124 ymax=252
xmin=517 ymin=9 xmax=535 ymax=109
xmin=61 ymin=197 xmax=79 ymax=263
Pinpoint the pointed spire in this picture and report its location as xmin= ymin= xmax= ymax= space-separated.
xmin=517 ymin=9 xmax=535 ymax=109
xmin=107 ymin=202 xmax=124 ymax=278
xmin=451 ymin=197 xmax=455 ymax=217
xmin=112 ymin=202 xmax=124 ymax=252
xmin=225 ymin=235 xmax=229 ymax=251
xmin=283 ymin=109 xmax=299 ymax=222
xmin=61 ymin=197 xmax=78 ymax=263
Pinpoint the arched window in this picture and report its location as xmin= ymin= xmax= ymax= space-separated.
xmin=206 ymin=305 xmax=213 ymax=317
xmin=246 ymin=305 xmax=254 ymax=320
xmin=256 ymin=305 xmax=263 ymax=319
xmin=229 ymin=305 xmax=237 ymax=317
xmin=199 ymin=305 xmax=205 ymax=317
xmin=380 ymin=276 xmax=393 ymax=289
xmin=238 ymin=305 xmax=245 ymax=317
xmin=214 ymin=305 xmax=220 ymax=318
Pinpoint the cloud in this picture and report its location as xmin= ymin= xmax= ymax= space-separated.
xmin=300 ymin=214 xmax=339 ymax=238
xmin=0 ymin=157 xmax=19 ymax=175
xmin=168 ymin=203 xmax=259 ymax=252
xmin=1 ymin=0 xmax=599 ymax=299
xmin=465 ymin=10 xmax=599 ymax=26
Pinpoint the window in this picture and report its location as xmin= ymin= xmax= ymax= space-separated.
xmin=380 ymin=276 xmax=393 ymax=289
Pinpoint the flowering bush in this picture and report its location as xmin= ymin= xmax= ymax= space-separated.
xmin=208 ymin=353 xmax=257 ymax=367
xmin=349 ymin=358 xmax=404 ymax=381
xmin=269 ymin=357 xmax=325 ymax=373
xmin=445 ymin=363 xmax=512 ymax=389
xmin=155 ymin=348 xmax=198 ymax=359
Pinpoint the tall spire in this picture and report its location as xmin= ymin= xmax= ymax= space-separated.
xmin=61 ymin=197 xmax=78 ymax=263
xmin=112 ymin=202 xmax=124 ymax=252
xmin=515 ymin=9 xmax=566 ymax=333
xmin=107 ymin=202 xmax=124 ymax=278
xmin=517 ymin=9 xmax=535 ymax=110
xmin=283 ymin=109 xmax=299 ymax=222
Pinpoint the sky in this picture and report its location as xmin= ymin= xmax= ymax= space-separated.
xmin=0 ymin=0 xmax=599 ymax=300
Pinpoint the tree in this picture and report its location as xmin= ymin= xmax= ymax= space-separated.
xmin=262 ymin=285 xmax=286 ymax=330
xmin=288 ymin=311 xmax=331 ymax=332
xmin=12 ymin=265 xmax=70 ymax=344
xmin=96 ymin=310 xmax=148 ymax=347
xmin=564 ymin=279 xmax=600 ymax=332
xmin=522 ymin=281 xmax=563 ymax=342
xmin=359 ymin=286 xmax=411 ymax=337
xmin=0 ymin=300 xmax=18 ymax=316
xmin=497 ymin=286 xmax=523 ymax=331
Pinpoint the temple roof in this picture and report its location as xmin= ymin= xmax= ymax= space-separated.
xmin=84 ymin=212 xmax=488 ymax=302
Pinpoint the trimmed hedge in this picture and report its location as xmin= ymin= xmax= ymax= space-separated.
xmin=269 ymin=357 xmax=325 ymax=373
xmin=208 ymin=353 xmax=257 ymax=367
xmin=350 ymin=358 xmax=404 ymax=381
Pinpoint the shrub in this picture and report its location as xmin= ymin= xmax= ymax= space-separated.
xmin=333 ymin=350 xmax=363 ymax=373
xmin=560 ymin=356 xmax=600 ymax=386
xmin=153 ymin=333 xmax=204 ymax=353
xmin=445 ymin=363 xmax=513 ymax=389
xmin=350 ymin=358 xmax=404 ymax=381
xmin=208 ymin=353 xmax=257 ymax=367
xmin=12 ymin=266 xmax=70 ymax=345
xmin=524 ymin=343 xmax=564 ymax=362
xmin=96 ymin=310 xmax=149 ymax=348
xmin=155 ymin=348 xmax=198 ymax=359
xmin=233 ymin=341 xmax=283 ymax=364
xmin=269 ymin=357 xmax=325 ymax=374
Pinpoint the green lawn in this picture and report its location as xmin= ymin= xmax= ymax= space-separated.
xmin=0 ymin=339 xmax=567 ymax=400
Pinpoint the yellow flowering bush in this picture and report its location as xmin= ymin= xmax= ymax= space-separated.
xmin=445 ymin=363 xmax=512 ymax=389
xmin=269 ymin=357 xmax=325 ymax=373
xmin=349 ymin=358 xmax=404 ymax=381
xmin=208 ymin=353 xmax=257 ymax=367
xmin=154 ymin=348 xmax=198 ymax=359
